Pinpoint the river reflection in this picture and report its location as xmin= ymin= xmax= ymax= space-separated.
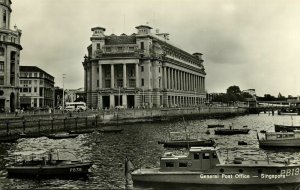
xmin=1 ymin=113 xmax=300 ymax=189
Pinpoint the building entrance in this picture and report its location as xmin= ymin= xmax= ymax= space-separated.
xmin=127 ymin=95 xmax=135 ymax=108
xmin=114 ymin=95 xmax=122 ymax=107
xmin=102 ymin=96 xmax=110 ymax=109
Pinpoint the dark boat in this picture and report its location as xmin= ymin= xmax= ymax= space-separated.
xmin=215 ymin=126 xmax=250 ymax=135
xmin=207 ymin=124 xmax=224 ymax=128
xmin=19 ymin=133 xmax=45 ymax=139
xmin=0 ymin=134 xmax=19 ymax=143
xmin=98 ymin=127 xmax=123 ymax=133
xmin=47 ymin=132 xmax=79 ymax=139
xmin=278 ymin=108 xmax=299 ymax=115
xmin=158 ymin=132 xmax=215 ymax=148
xmin=238 ymin=141 xmax=248 ymax=145
xmin=7 ymin=149 xmax=93 ymax=178
xmin=274 ymin=124 xmax=300 ymax=132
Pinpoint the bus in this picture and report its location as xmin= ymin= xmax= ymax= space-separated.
xmin=65 ymin=102 xmax=87 ymax=111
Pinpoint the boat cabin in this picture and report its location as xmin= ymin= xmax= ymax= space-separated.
xmin=264 ymin=130 xmax=300 ymax=140
xmin=159 ymin=147 xmax=221 ymax=171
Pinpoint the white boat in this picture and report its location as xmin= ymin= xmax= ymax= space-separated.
xmin=259 ymin=130 xmax=300 ymax=148
xmin=127 ymin=147 xmax=300 ymax=185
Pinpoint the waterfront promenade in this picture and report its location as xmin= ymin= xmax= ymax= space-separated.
xmin=0 ymin=107 xmax=247 ymax=136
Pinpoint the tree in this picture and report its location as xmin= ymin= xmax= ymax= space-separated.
xmin=227 ymin=85 xmax=241 ymax=95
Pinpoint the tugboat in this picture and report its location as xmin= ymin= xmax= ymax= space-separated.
xmin=158 ymin=132 xmax=215 ymax=148
xmin=258 ymin=130 xmax=300 ymax=148
xmin=127 ymin=147 xmax=300 ymax=185
xmin=215 ymin=126 xmax=250 ymax=135
xmin=7 ymin=149 xmax=93 ymax=178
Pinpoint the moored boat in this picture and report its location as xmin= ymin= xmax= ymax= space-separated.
xmin=278 ymin=108 xmax=300 ymax=115
xmin=98 ymin=126 xmax=123 ymax=133
xmin=215 ymin=126 xmax=250 ymax=135
xmin=207 ymin=124 xmax=224 ymax=128
xmin=47 ymin=132 xmax=79 ymax=139
xmin=274 ymin=124 xmax=300 ymax=132
xmin=69 ymin=129 xmax=95 ymax=134
xmin=128 ymin=147 xmax=300 ymax=185
xmin=0 ymin=134 xmax=19 ymax=143
xmin=7 ymin=149 xmax=93 ymax=178
xmin=258 ymin=130 xmax=300 ymax=148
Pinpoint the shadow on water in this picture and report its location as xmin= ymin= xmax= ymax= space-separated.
xmin=134 ymin=182 xmax=300 ymax=190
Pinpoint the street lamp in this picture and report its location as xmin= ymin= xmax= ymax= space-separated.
xmin=62 ymin=74 xmax=66 ymax=112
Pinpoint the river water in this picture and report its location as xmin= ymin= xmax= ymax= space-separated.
xmin=1 ymin=113 xmax=300 ymax=190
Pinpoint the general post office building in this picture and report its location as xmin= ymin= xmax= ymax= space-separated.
xmin=83 ymin=25 xmax=206 ymax=109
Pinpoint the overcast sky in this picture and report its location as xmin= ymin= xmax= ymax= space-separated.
xmin=10 ymin=0 xmax=300 ymax=96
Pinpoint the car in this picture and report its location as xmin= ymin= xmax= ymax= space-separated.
xmin=115 ymin=105 xmax=125 ymax=110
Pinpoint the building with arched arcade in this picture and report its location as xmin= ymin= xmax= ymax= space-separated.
xmin=0 ymin=0 xmax=22 ymax=112
xmin=83 ymin=25 xmax=206 ymax=109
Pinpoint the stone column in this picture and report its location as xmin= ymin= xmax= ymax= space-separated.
xmin=123 ymin=63 xmax=127 ymax=88
xmin=111 ymin=64 xmax=114 ymax=88
xmin=135 ymin=64 xmax=139 ymax=88
xmin=183 ymin=72 xmax=186 ymax=91
xmin=163 ymin=67 xmax=167 ymax=90
xmin=174 ymin=69 xmax=177 ymax=90
xmin=170 ymin=68 xmax=173 ymax=90
xmin=122 ymin=95 xmax=127 ymax=108
xmin=110 ymin=94 xmax=115 ymax=108
xmin=99 ymin=63 xmax=102 ymax=88
xmin=168 ymin=68 xmax=171 ymax=89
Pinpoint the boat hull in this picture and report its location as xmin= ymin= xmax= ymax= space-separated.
xmin=0 ymin=135 xmax=19 ymax=143
xmin=207 ymin=125 xmax=224 ymax=128
xmin=158 ymin=140 xmax=215 ymax=148
xmin=7 ymin=162 xmax=93 ymax=178
xmin=259 ymin=138 xmax=300 ymax=147
xmin=215 ymin=129 xmax=250 ymax=135
xmin=47 ymin=134 xmax=79 ymax=139
xmin=132 ymin=165 xmax=300 ymax=185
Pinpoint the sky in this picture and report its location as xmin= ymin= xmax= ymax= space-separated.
xmin=10 ymin=0 xmax=300 ymax=97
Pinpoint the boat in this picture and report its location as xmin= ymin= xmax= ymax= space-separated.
xmin=98 ymin=127 xmax=123 ymax=133
xmin=278 ymin=108 xmax=299 ymax=115
xmin=7 ymin=149 xmax=93 ymax=178
xmin=274 ymin=124 xmax=300 ymax=132
xmin=0 ymin=134 xmax=19 ymax=143
xmin=127 ymin=147 xmax=300 ymax=185
xmin=258 ymin=130 xmax=300 ymax=148
xmin=215 ymin=126 xmax=250 ymax=135
xmin=207 ymin=124 xmax=224 ymax=128
xmin=19 ymin=133 xmax=45 ymax=139
xmin=69 ymin=129 xmax=95 ymax=134
xmin=158 ymin=132 xmax=215 ymax=148
xmin=47 ymin=132 xmax=79 ymax=139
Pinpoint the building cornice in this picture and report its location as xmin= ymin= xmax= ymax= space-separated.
xmin=1 ymin=41 xmax=22 ymax=50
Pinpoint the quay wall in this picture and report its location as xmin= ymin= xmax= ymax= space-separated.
xmin=0 ymin=107 xmax=247 ymax=136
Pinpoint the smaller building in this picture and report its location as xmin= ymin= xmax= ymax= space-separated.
xmin=19 ymin=66 xmax=55 ymax=109
xmin=65 ymin=88 xmax=86 ymax=103
xmin=242 ymin=89 xmax=256 ymax=97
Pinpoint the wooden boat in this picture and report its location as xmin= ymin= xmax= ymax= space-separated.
xmin=98 ymin=127 xmax=123 ymax=133
xmin=238 ymin=141 xmax=248 ymax=145
xmin=127 ymin=147 xmax=300 ymax=185
xmin=69 ymin=129 xmax=95 ymax=134
xmin=215 ymin=126 xmax=250 ymax=135
xmin=47 ymin=132 xmax=79 ymax=139
xmin=7 ymin=149 xmax=93 ymax=178
xmin=0 ymin=134 xmax=19 ymax=143
xmin=158 ymin=132 xmax=215 ymax=148
xmin=259 ymin=130 xmax=300 ymax=148
xmin=19 ymin=133 xmax=45 ymax=139
xmin=207 ymin=124 xmax=224 ymax=128
xmin=274 ymin=124 xmax=300 ymax=132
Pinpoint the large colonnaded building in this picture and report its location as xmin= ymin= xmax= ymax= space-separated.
xmin=0 ymin=0 xmax=22 ymax=112
xmin=19 ymin=66 xmax=55 ymax=109
xmin=83 ymin=25 xmax=206 ymax=109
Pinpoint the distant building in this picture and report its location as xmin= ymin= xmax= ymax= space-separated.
xmin=83 ymin=25 xmax=206 ymax=109
xmin=0 ymin=0 xmax=22 ymax=112
xmin=19 ymin=66 xmax=55 ymax=109
xmin=206 ymin=93 xmax=225 ymax=102
xmin=242 ymin=89 xmax=256 ymax=97
xmin=54 ymin=86 xmax=63 ymax=107
xmin=65 ymin=88 xmax=86 ymax=103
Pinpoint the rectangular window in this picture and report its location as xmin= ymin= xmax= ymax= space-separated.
xmin=159 ymin=78 xmax=161 ymax=88
xmin=159 ymin=67 xmax=161 ymax=73
xmin=0 ymin=48 xmax=4 ymax=56
xmin=129 ymin=47 xmax=134 ymax=51
xmin=117 ymin=47 xmax=123 ymax=52
xmin=179 ymin=162 xmax=188 ymax=168
xmin=0 ymin=61 xmax=4 ymax=71
xmin=165 ymin=162 xmax=174 ymax=167
xmin=97 ymin=80 xmax=99 ymax=87
xmin=140 ymin=42 xmax=144 ymax=50
xmin=40 ymin=80 xmax=44 ymax=85
xmin=194 ymin=153 xmax=200 ymax=160
xmin=97 ymin=67 xmax=99 ymax=73
xmin=105 ymin=80 xmax=111 ymax=88
xmin=0 ymin=76 xmax=4 ymax=85
xmin=129 ymin=79 xmax=136 ymax=88
xmin=97 ymin=43 xmax=101 ymax=50
xmin=29 ymin=88 xmax=32 ymax=93
xmin=34 ymin=73 xmax=37 ymax=77
xmin=141 ymin=66 xmax=144 ymax=72
xmin=23 ymin=88 xmax=28 ymax=93
xmin=141 ymin=78 xmax=144 ymax=86
xmin=34 ymin=80 xmax=37 ymax=85
xmin=203 ymin=153 xmax=210 ymax=159
xmin=117 ymin=79 xmax=123 ymax=87
xmin=34 ymin=87 xmax=37 ymax=93
xmin=106 ymin=47 xmax=111 ymax=52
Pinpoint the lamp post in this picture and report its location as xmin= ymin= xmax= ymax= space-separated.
xmin=62 ymin=74 xmax=66 ymax=113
